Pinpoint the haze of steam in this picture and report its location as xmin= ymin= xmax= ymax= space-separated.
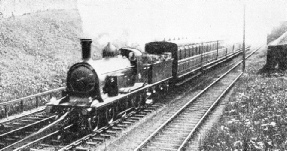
xmin=77 ymin=0 xmax=287 ymax=50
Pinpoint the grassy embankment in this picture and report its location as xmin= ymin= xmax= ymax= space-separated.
xmin=0 ymin=9 xmax=102 ymax=102
xmin=201 ymin=44 xmax=287 ymax=149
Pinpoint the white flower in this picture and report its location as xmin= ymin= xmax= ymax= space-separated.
xmin=270 ymin=122 xmax=276 ymax=127
xmin=233 ymin=141 xmax=242 ymax=147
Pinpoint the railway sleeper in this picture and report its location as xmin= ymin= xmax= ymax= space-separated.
xmin=155 ymin=134 xmax=186 ymax=141
xmin=172 ymin=121 xmax=198 ymax=127
xmin=11 ymin=135 xmax=23 ymax=139
xmin=30 ymin=149 xmax=42 ymax=151
xmin=110 ymin=127 xmax=123 ymax=131
xmin=184 ymin=107 xmax=208 ymax=112
xmin=74 ymin=146 xmax=90 ymax=151
xmin=39 ymin=143 xmax=53 ymax=147
xmin=34 ymin=114 xmax=48 ymax=118
xmin=124 ymin=119 xmax=138 ymax=123
xmin=173 ymin=116 xmax=199 ymax=126
xmin=138 ymin=111 xmax=149 ymax=115
xmin=129 ymin=116 xmax=141 ymax=121
xmin=2 ymin=124 xmax=13 ymax=128
xmin=105 ymin=130 xmax=118 ymax=136
xmin=112 ymin=126 xmax=125 ymax=130
xmin=148 ymin=141 xmax=180 ymax=149
xmin=133 ymin=114 xmax=145 ymax=118
xmin=143 ymin=109 xmax=155 ymax=113
xmin=163 ymin=128 xmax=191 ymax=134
xmin=144 ymin=145 xmax=178 ymax=151
xmin=176 ymin=116 xmax=202 ymax=121
xmin=4 ymin=137 xmax=16 ymax=142
xmin=24 ymin=117 xmax=43 ymax=122
xmin=24 ymin=131 xmax=34 ymax=135
xmin=100 ymin=133 xmax=111 ymax=139
xmin=11 ymin=122 xmax=24 ymax=126
xmin=162 ymin=130 xmax=190 ymax=136
xmin=153 ymin=138 xmax=184 ymax=146
xmin=50 ymin=139 xmax=62 ymax=145
xmin=21 ymin=119 xmax=37 ymax=123
xmin=121 ymin=120 xmax=134 ymax=125
xmin=150 ymin=104 xmax=162 ymax=108
xmin=91 ymin=136 xmax=106 ymax=142
xmin=116 ymin=123 xmax=128 ymax=128
xmin=166 ymin=125 xmax=195 ymax=131
xmin=86 ymin=141 xmax=101 ymax=146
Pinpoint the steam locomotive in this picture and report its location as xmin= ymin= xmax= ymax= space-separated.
xmin=46 ymin=38 xmax=242 ymax=131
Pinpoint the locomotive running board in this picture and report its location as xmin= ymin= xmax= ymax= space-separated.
xmin=175 ymin=72 xmax=202 ymax=86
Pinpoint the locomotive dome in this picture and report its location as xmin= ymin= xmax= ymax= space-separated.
xmin=102 ymin=42 xmax=118 ymax=58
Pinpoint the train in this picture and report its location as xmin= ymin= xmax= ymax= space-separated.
xmin=46 ymin=38 xmax=242 ymax=132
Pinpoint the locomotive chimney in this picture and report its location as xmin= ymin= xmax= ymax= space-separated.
xmin=80 ymin=39 xmax=92 ymax=61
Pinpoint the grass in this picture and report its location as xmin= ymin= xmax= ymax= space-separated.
xmin=201 ymin=46 xmax=287 ymax=150
xmin=0 ymin=9 xmax=88 ymax=102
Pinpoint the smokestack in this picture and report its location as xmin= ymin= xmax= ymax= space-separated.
xmin=80 ymin=39 xmax=92 ymax=61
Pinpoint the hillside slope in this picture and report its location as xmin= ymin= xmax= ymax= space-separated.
xmin=268 ymin=30 xmax=287 ymax=46
xmin=267 ymin=21 xmax=287 ymax=44
xmin=0 ymin=9 xmax=85 ymax=101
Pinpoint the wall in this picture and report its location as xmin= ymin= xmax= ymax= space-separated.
xmin=0 ymin=0 xmax=77 ymax=18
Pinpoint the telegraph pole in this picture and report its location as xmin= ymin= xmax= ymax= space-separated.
xmin=242 ymin=4 xmax=246 ymax=72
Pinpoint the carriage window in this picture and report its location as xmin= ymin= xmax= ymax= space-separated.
xmin=179 ymin=47 xmax=183 ymax=60
xmin=178 ymin=48 xmax=181 ymax=60
xmin=209 ymin=44 xmax=211 ymax=51
xmin=181 ymin=47 xmax=186 ymax=59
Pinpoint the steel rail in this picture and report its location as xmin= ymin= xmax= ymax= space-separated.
xmin=134 ymin=46 xmax=260 ymax=151
xmin=0 ymin=115 xmax=57 ymax=151
xmin=0 ymin=115 xmax=56 ymax=138
xmin=13 ymin=124 xmax=74 ymax=151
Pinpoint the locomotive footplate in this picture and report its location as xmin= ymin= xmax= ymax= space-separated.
xmin=118 ymin=82 xmax=145 ymax=93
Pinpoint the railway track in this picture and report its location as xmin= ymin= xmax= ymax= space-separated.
xmin=134 ymin=47 xmax=260 ymax=151
xmin=12 ymin=104 xmax=161 ymax=151
xmin=0 ymin=111 xmax=56 ymax=150
xmin=0 ymin=88 xmax=62 ymax=150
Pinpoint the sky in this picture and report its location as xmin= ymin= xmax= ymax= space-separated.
xmin=77 ymin=0 xmax=287 ymax=49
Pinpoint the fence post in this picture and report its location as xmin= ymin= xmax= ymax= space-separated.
xmin=20 ymin=100 xmax=24 ymax=112
xmin=5 ymin=105 xmax=8 ymax=118
xmin=36 ymin=96 xmax=39 ymax=107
